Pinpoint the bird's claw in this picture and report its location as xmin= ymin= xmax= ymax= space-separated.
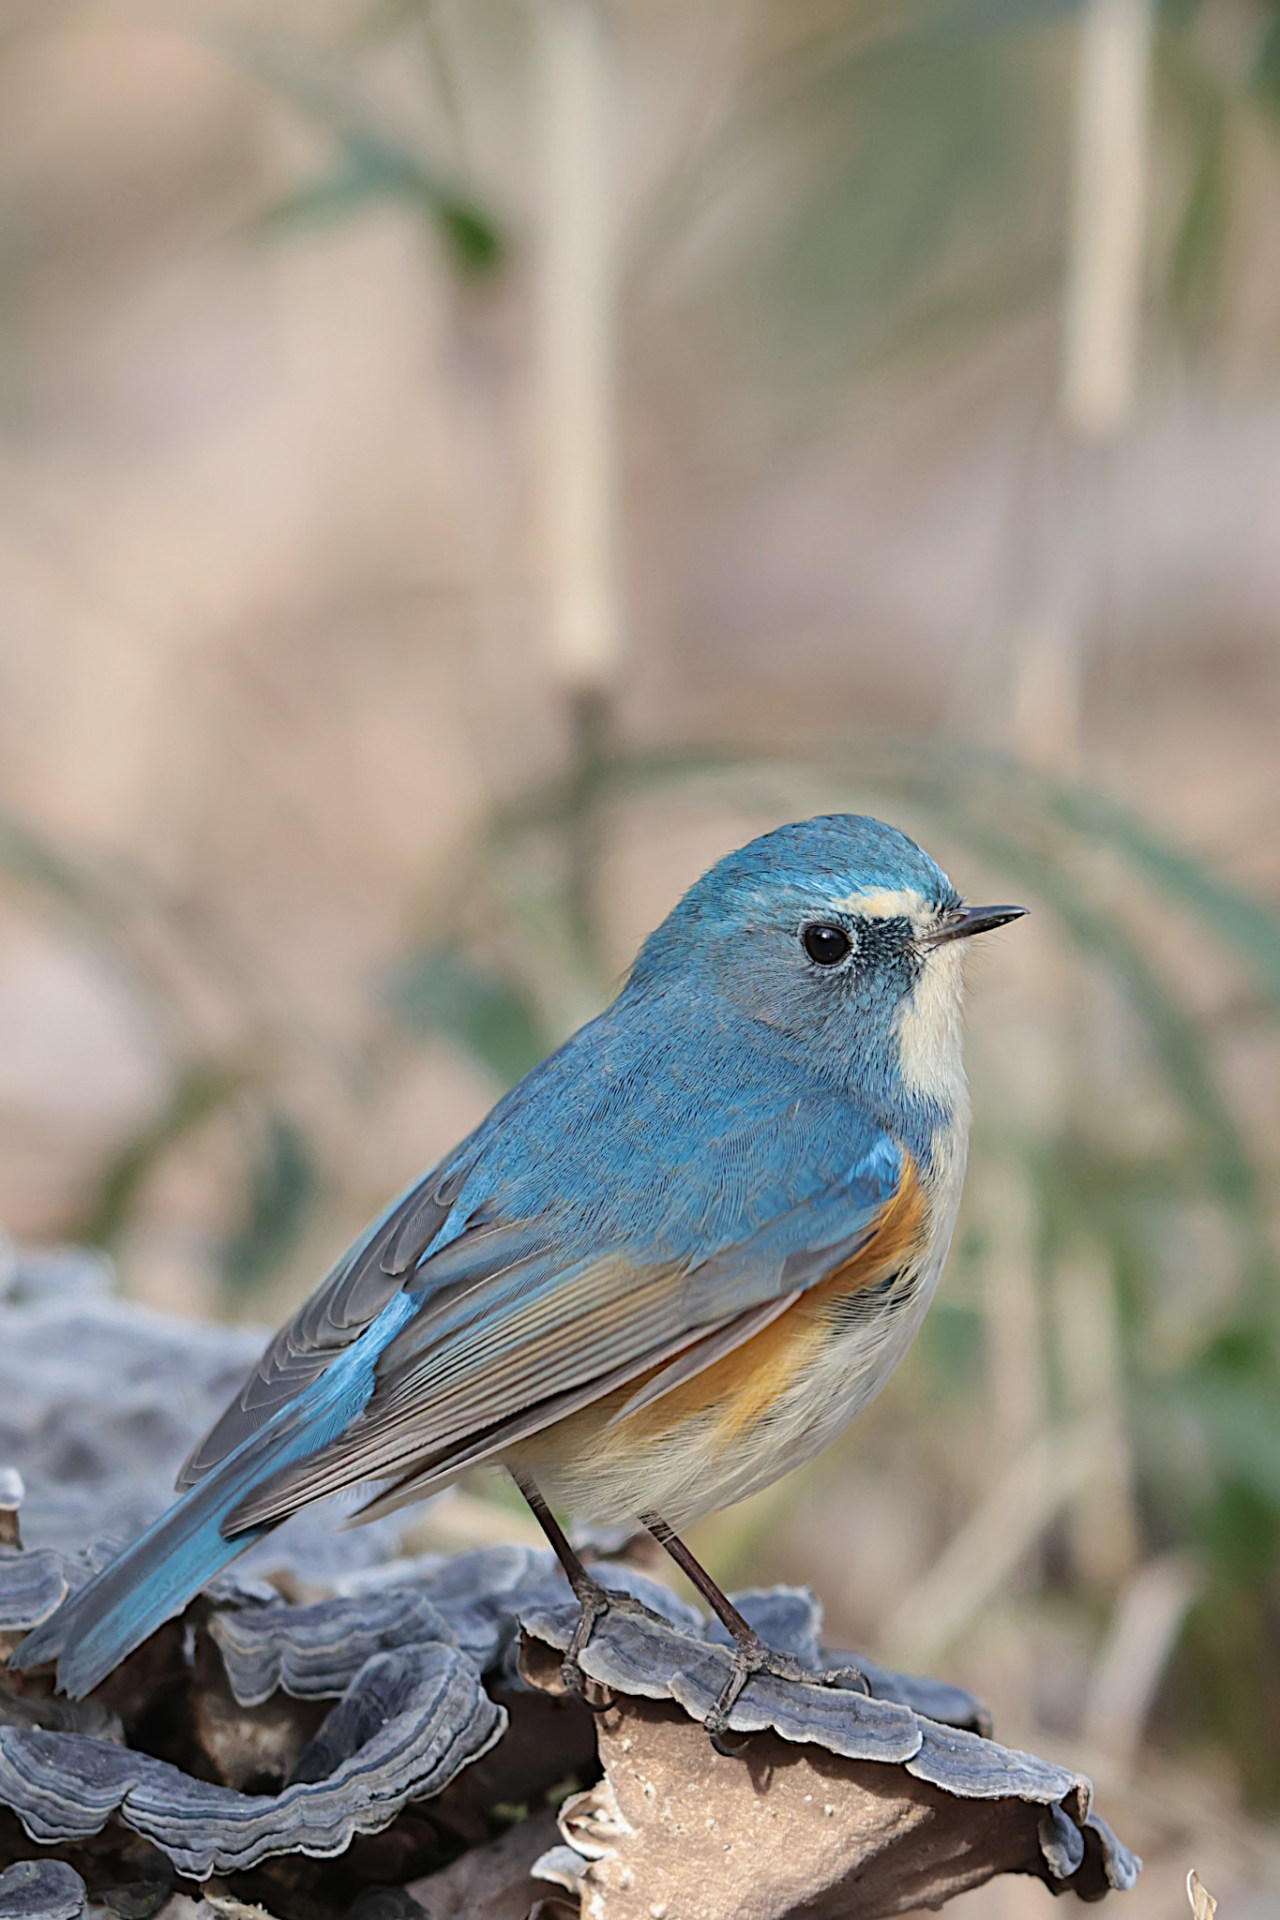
xmin=558 ymin=1578 xmax=669 ymax=1709
xmin=558 ymin=1657 xmax=615 ymax=1711
xmin=560 ymin=1578 xmax=873 ymax=1758
xmin=704 ymin=1634 xmax=870 ymax=1753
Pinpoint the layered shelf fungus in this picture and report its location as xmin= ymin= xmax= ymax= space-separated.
xmin=0 ymin=1247 xmax=1140 ymax=1920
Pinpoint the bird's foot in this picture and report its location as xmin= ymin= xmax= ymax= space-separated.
xmin=705 ymin=1633 xmax=869 ymax=1757
xmin=558 ymin=1575 xmax=670 ymax=1709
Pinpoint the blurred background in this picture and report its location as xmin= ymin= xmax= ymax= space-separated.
xmin=3 ymin=0 xmax=1280 ymax=1910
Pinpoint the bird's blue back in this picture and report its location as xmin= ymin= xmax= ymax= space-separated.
xmin=428 ymin=992 xmax=906 ymax=1268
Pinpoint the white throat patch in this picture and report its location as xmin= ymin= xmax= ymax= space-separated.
xmin=830 ymin=885 xmax=969 ymax=1109
xmin=895 ymin=940 xmax=969 ymax=1109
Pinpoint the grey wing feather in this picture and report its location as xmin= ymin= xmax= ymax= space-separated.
xmin=224 ymin=1252 xmax=698 ymax=1529
xmin=604 ymin=1289 xmax=804 ymax=1423
xmin=176 ymin=1171 xmax=460 ymax=1488
xmin=342 ymin=1311 xmax=769 ymax=1526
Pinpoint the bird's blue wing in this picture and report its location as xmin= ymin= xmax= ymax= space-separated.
xmin=176 ymin=1164 xmax=466 ymax=1485
xmin=180 ymin=993 xmax=895 ymax=1489
xmin=178 ymin=1002 xmax=628 ymax=1488
xmin=222 ymin=1121 xmax=907 ymax=1533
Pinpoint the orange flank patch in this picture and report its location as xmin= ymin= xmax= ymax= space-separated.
xmin=596 ymin=1157 xmax=931 ymax=1452
xmin=707 ymin=1157 xmax=929 ymax=1443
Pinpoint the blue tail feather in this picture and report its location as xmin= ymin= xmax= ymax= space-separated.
xmin=14 ymin=1456 xmax=272 ymax=1697
xmin=11 ymin=1289 xmax=419 ymax=1698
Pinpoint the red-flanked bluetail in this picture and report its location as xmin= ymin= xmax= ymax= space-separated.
xmin=13 ymin=815 xmax=1025 ymax=1730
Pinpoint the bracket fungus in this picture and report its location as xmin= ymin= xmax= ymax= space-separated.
xmin=515 ymin=1601 xmax=1137 ymax=1920
xmin=0 ymin=1856 xmax=89 ymax=1920
xmin=0 ymin=1246 xmax=1140 ymax=1920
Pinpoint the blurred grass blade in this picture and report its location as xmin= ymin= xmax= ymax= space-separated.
xmin=256 ymin=130 xmax=502 ymax=272
xmin=221 ymin=1112 xmax=319 ymax=1299
xmin=231 ymin=31 xmax=504 ymax=274
xmin=878 ymin=741 xmax=1280 ymax=996
xmin=891 ymin=800 xmax=1266 ymax=1221
xmin=77 ymin=1059 xmax=251 ymax=1249
xmin=0 ymin=808 xmax=95 ymax=904
xmin=1043 ymin=783 xmax=1280 ymax=997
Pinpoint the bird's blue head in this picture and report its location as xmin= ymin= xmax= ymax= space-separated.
xmin=632 ymin=814 xmax=1024 ymax=1135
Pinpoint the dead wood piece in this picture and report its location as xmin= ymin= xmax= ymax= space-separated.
xmin=536 ymin=1694 xmax=1120 ymax=1920
xmin=408 ymin=1807 xmax=562 ymax=1919
xmin=518 ymin=1612 xmax=1139 ymax=1920
xmin=0 ymin=1476 xmax=24 ymax=1555
xmin=188 ymin=1649 xmax=326 ymax=1796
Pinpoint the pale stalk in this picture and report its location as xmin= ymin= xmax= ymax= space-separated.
xmin=999 ymin=0 xmax=1155 ymax=1628
xmin=534 ymin=0 xmax=622 ymax=697
xmin=1010 ymin=0 xmax=1154 ymax=772
xmin=1082 ymin=1552 xmax=1204 ymax=1773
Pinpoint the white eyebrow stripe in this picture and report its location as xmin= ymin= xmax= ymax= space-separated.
xmin=830 ymin=886 xmax=929 ymax=921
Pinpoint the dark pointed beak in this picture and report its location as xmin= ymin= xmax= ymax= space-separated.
xmin=922 ymin=904 xmax=1028 ymax=947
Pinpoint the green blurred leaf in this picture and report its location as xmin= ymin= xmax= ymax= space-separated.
xmin=1039 ymin=789 xmax=1280 ymax=1000
xmin=0 ymin=807 xmax=89 ymax=903
xmin=221 ymin=1112 xmax=320 ymax=1298
xmin=1183 ymin=1377 xmax=1280 ymax=1512
xmin=749 ymin=33 xmax=1039 ymax=373
xmin=1195 ymin=1480 xmax=1279 ymax=1585
xmin=870 ymin=745 xmax=1280 ymax=1001
xmin=1168 ymin=97 xmax=1228 ymax=329
xmin=257 ymin=130 xmax=502 ymax=272
xmin=646 ymin=0 xmax=1070 ymax=387
xmin=1254 ymin=6 xmax=1280 ymax=115
xmin=389 ymin=949 xmax=551 ymax=1087
xmin=918 ymin=1299 xmax=986 ymax=1395
xmin=924 ymin=0 xmax=1083 ymax=38
xmin=902 ymin=805 xmax=1267 ymax=1228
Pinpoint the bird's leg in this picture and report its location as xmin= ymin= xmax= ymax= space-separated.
xmin=641 ymin=1510 xmax=867 ymax=1754
xmin=510 ymin=1470 xmax=661 ymax=1706
xmin=510 ymin=1471 xmax=609 ymax=1697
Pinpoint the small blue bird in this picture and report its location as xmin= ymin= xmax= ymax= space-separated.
xmin=14 ymin=815 xmax=1023 ymax=1731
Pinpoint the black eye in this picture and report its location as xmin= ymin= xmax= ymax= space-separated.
xmin=801 ymin=922 xmax=852 ymax=967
